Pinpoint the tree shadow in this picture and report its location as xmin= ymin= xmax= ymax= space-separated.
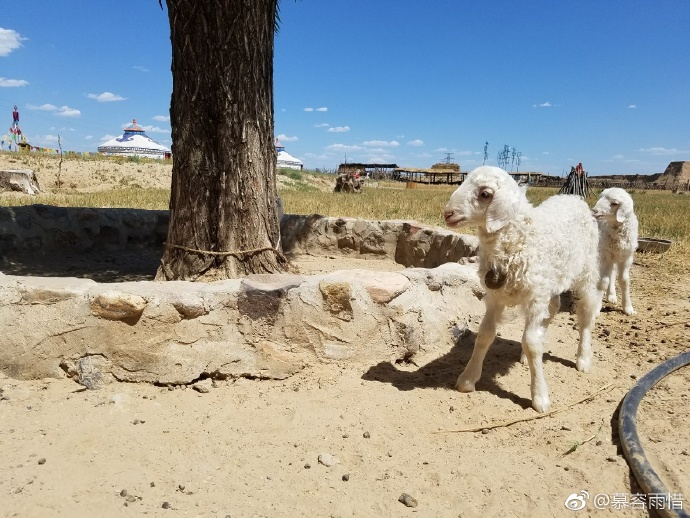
xmin=1 ymin=250 xmax=160 ymax=282
xmin=362 ymin=330 xmax=578 ymax=410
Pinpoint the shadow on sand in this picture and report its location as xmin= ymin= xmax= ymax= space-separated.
xmin=362 ymin=330 xmax=579 ymax=410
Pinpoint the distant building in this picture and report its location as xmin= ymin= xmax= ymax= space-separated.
xmin=98 ymin=119 xmax=171 ymax=159
xmin=275 ymin=138 xmax=303 ymax=170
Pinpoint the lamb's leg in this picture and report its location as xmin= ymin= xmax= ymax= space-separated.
xmin=521 ymin=294 xmax=559 ymax=365
xmin=456 ymin=295 xmax=504 ymax=393
xmin=618 ymin=255 xmax=635 ymax=315
xmin=605 ymin=263 xmax=618 ymax=304
xmin=521 ymin=304 xmax=551 ymax=413
xmin=575 ymin=288 xmax=601 ymax=373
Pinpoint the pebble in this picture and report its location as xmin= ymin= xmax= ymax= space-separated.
xmin=398 ymin=493 xmax=418 ymax=508
xmin=342 ymin=473 xmax=350 ymax=482
xmin=37 ymin=458 xmax=46 ymax=465
xmin=162 ymin=501 xmax=171 ymax=509
xmin=193 ymin=379 xmax=213 ymax=393
xmin=120 ymin=489 xmax=128 ymax=497
xmin=318 ymin=453 xmax=339 ymax=467
xmin=606 ymin=456 xmax=618 ymax=462
xmin=363 ymin=431 xmax=371 ymax=439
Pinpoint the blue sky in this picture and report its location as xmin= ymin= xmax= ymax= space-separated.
xmin=1 ymin=1 xmax=689 ymax=176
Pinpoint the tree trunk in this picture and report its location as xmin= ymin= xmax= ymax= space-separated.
xmin=157 ymin=0 xmax=288 ymax=281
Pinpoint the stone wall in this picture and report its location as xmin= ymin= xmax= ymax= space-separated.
xmin=0 ymin=205 xmax=482 ymax=386
xmin=0 ymin=205 xmax=478 ymax=274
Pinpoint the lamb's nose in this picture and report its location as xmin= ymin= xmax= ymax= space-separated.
xmin=443 ymin=210 xmax=455 ymax=221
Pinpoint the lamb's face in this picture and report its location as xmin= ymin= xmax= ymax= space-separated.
xmin=592 ymin=188 xmax=634 ymax=224
xmin=444 ymin=166 xmax=521 ymax=233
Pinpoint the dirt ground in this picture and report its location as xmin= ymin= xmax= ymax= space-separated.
xmin=1 ymin=154 xmax=689 ymax=517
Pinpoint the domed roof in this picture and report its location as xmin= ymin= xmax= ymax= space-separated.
xmin=98 ymin=118 xmax=171 ymax=159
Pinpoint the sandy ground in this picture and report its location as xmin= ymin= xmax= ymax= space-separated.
xmin=1 ymin=153 xmax=689 ymax=517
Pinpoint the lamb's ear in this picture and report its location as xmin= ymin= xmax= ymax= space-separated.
xmin=615 ymin=205 xmax=627 ymax=223
xmin=485 ymin=188 xmax=516 ymax=232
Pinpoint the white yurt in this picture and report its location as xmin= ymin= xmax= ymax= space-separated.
xmin=98 ymin=119 xmax=171 ymax=159
xmin=275 ymin=138 xmax=303 ymax=170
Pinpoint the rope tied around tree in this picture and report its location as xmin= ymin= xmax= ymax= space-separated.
xmin=163 ymin=237 xmax=283 ymax=260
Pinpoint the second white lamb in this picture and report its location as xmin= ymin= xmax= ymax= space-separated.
xmin=592 ymin=187 xmax=639 ymax=315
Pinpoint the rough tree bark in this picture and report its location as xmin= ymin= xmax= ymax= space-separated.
xmin=156 ymin=0 xmax=289 ymax=281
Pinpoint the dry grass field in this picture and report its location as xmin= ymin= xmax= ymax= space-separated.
xmin=2 ymin=152 xmax=688 ymax=270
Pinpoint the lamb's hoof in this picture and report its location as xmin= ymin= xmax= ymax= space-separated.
xmin=532 ymin=396 xmax=551 ymax=414
xmin=455 ymin=377 xmax=476 ymax=393
xmin=576 ymin=357 xmax=592 ymax=373
xmin=519 ymin=352 xmax=528 ymax=365
xmin=624 ymin=307 xmax=636 ymax=316
xmin=606 ymin=295 xmax=618 ymax=304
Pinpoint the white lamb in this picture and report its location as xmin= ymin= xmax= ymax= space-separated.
xmin=443 ymin=166 xmax=602 ymax=413
xmin=591 ymin=188 xmax=638 ymax=315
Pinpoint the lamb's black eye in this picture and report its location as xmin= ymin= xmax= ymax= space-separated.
xmin=479 ymin=190 xmax=492 ymax=200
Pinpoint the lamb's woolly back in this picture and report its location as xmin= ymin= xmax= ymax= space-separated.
xmin=445 ymin=167 xmax=600 ymax=304
xmin=444 ymin=166 xmax=602 ymax=413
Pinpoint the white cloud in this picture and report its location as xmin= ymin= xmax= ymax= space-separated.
xmin=277 ymin=134 xmax=298 ymax=142
xmin=628 ymin=104 xmax=637 ymax=109
xmin=100 ymin=134 xmax=117 ymax=142
xmin=152 ymin=115 xmax=170 ymax=122
xmin=87 ymin=91 xmax=127 ymax=102
xmin=328 ymin=126 xmax=350 ymax=133
xmin=0 ymin=28 xmax=26 ymax=57
xmin=304 ymin=107 xmax=314 ymax=112
xmin=638 ymin=147 xmax=688 ymax=156
xmin=57 ymin=106 xmax=81 ymax=117
xmin=407 ymin=139 xmax=424 ymax=147
xmin=533 ymin=101 xmax=552 ymax=108
xmin=85 ymin=135 xmax=93 ymax=140
xmin=133 ymin=124 xmax=168 ymax=134
xmin=28 ymin=103 xmax=58 ymax=111
xmin=363 ymin=140 xmax=399 ymax=147
xmin=365 ymin=155 xmax=396 ymax=164
xmin=314 ymin=123 xmax=330 ymax=128
xmin=326 ymin=143 xmax=363 ymax=152
xmin=28 ymin=103 xmax=80 ymax=117
xmin=611 ymin=154 xmax=625 ymax=160
xmin=133 ymin=65 xmax=149 ymax=73
xmin=34 ymin=134 xmax=60 ymax=144
xmin=0 ymin=77 xmax=28 ymax=87
xmin=316 ymin=107 xmax=328 ymax=112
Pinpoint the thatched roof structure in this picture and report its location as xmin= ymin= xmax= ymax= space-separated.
xmin=393 ymin=166 xmax=463 ymax=185
xmin=430 ymin=162 xmax=460 ymax=172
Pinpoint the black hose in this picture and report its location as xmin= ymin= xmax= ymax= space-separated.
xmin=619 ymin=349 xmax=690 ymax=518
